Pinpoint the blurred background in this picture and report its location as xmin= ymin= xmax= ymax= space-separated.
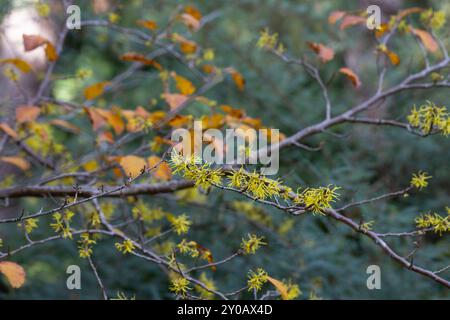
xmin=0 ymin=0 xmax=449 ymax=299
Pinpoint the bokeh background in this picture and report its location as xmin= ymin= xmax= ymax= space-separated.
xmin=0 ymin=0 xmax=449 ymax=299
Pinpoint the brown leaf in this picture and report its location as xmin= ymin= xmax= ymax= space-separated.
xmin=339 ymin=67 xmax=361 ymax=88
xmin=411 ymin=28 xmax=438 ymax=53
xmin=147 ymin=155 xmax=172 ymax=181
xmin=328 ymin=11 xmax=346 ymax=24
xmin=16 ymin=105 xmax=40 ymax=123
xmin=120 ymin=52 xmax=162 ymax=69
xmin=0 ymin=123 xmax=18 ymax=139
xmin=0 ymin=261 xmax=26 ymax=288
xmin=50 ymin=119 xmax=81 ymax=134
xmin=84 ymin=81 xmax=110 ymax=100
xmin=396 ymin=7 xmax=424 ymax=21
xmin=340 ymin=15 xmax=366 ymax=30
xmin=119 ymin=155 xmax=147 ymax=178
xmin=0 ymin=156 xmax=30 ymax=170
xmin=307 ymin=42 xmax=334 ymax=63
xmin=0 ymin=58 xmax=32 ymax=73
xmin=23 ymin=34 xmax=47 ymax=51
xmin=180 ymin=13 xmax=200 ymax=31
xmin=266 ymin=276 xmax=289 ymax=300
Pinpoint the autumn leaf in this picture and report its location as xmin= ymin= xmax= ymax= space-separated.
xmin=0 ymin=261 xmax=26 ymax=288
xmin=16 ymin=105 xmax=40 ymax=123
xmin=0 ymin=156 xmax=30 ymax=170
xmin=84 ymin=107 xmax=107 ymax=131
xmin=168 ymin=115 xmax=192 ymax=128
xmin=184 ymin=5 xmax=202 ymax=21
xmin=0 ymin=58 xmax=32 ymax=73
xmin=0 ymin=122 xmax=19 ymax=139
xmin=307 ymin=42 xmax=334 ymax=63
xmin=221 ymin=105 xmax=245 ymax=118
xmin=97 ymin=131 xmax=114 ymax=144
xmin=411 ymin=28 xmax=438 ymax=53
xmin=23 ymin=34 xmax=58 ymax=61
xmin=147 ymin=155 xmax=172 ymax=181
xmin=180 ymin=13 xmax=200 ymax=31
xmin=339 ymin=67 xmax=361 ymax=88
xmin=96 ymin=108 xmax=125 ymax=135
xmin=136 ymin=19 xmax=158 ymax=30
xmin=266 ymin=276 xmax=289 ymax=300
xmin=377 ymin=45 xmax=400 ymax=65
xmin=328 ymin=11 xmax=346 ymax=24
xmin=162 ymin=93 xmax=189 ymax=111
xmin=84 ymin=81 xmax=110 ymax=100
xmin=201 ymin=113 xmax=225 ymax=129
xmin=119 ymin=155 xmax=147 ymax=179
xmin=50 ymin=119 xmax=81 ymax=134
xmin=120 ymin=52 xmax=162 ymax=69
xmin=173 ymin=74 xmax=196 ymax=95
xmin=396 ymin=7 xmax=424 ymax=21
xmin=172 ymin=34 xmax=197 ymax=54
xmin=375 ymin=23 xmax=390 ymax=38
xmin=44 ymin=42 xmax=58 ymax=61
xmin=340 ymin=15 xmax=366 ymax=30
xmin=225 ymin=68 xmax=245 ymax=91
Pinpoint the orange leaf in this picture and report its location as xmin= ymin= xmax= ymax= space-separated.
xmin=84 ymin=81 xmax=110 ymax=100
xmin=328 ymin=11 xmax=346 ymax=24
xmin=168 ymin=115 xmax=192 ymax=128
xmin=147 ymin=155 xmax=172 ymax=181
xmin=0 ymin=156 xmax=30 ymax=170
xmin=50 ymin=119 xmax=81 ymax=134
xmin=339 ymin=67 xmax=361 ymax=88
xmin=201 ymin=114 xmax=225 ymax=129
xmin=0 ymin=261 xmax=26 ymax=288
xmin=184 ymin=6 xmax=202 ymax=21
xmin=84 ymin=107 xmax=107 ymax=131
xmin=411 ymin=28 xmax=438 ymax=53
xmin=225 ymin=68 xmax=245 ymax=91
xmin=266 ymin=276 xmax=289 ymax=300
xmin=136 ymin=19 xmax=158 ymax=31
xmin=0 ymin=123 xmax=18 ymax=139
xmin=162 ymin=93 xmax=188 ymax=111
xmin=340 ymin=15 xmax=366 ymax=30
xmin=0 ymin=58 xmax=32 ymax=73
xmin=97 ymin=131 xmax=114 ymax=144
xmin=396 ymin=7 xmax=424 ymax=21
xmin=172 ymin=34 xmax=197 ymax=54
xmin=120 ymin=52 xmax=162 ymax=69
xmin=173 ymin=74 xmax=196 ymax=95
xmin=180 ymin=13 xmax=200 ymax=31
xmin=119 ymin=155 xmax=147 ymax=178
xmin=307 ymin=42 xmax=334 ymax=63
xmin=375 ymin=23 xmax=390 ymax=38
xmin=44 ymin=42 xmax=58 ymax=61
xmin=378 ymin=45 xmax=400 ymax=66
xmin=96 ymin=108 xmax=125 ymax=135
xmin=16 ymin=105 xmax=40 ymax=123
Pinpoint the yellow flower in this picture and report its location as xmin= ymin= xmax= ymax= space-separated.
xmin=415 ymin=212 xmax=450 ymax=235
xmin=297 ymin=185 xmax=340 ymax=214
xmin=241 ymin=234 xmax=267 ymax=255
xmin=18 ymin=218 xmax=39 ymax=234
xmin=35 ymin=2 xmax=50 ymax=17
xmin=50 ymin=211 xmax=75 ymax=239
xmin=257 ymin=28 xmax=279 ymax=50
xmin=247 ymin=268 xmax=268 ymax=291
xmin=115 ymin=239 xmax=135 ymax=254
xmin=177 ymin=239 xmax=199 ymax=258
xmin=78 ymin=233 xmax=96 ymax=258
xmin=284 ymin=280 xmax=302 ymax=300
xmin=203 ymin=49 xmax=215 ymax=61
xmin=421 ymin=9 xmax=446 ymax=30
xmin=410 ymin=171 xmax=432 ymax=189
xmin=168 ymin=214 xmax=192 ymax=235
xmin=169 ymin=277 xmax=191 ymax=297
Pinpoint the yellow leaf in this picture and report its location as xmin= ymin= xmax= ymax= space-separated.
xmin=339 ymin=67 xmax=361 ymax=88
xmin=16 ymin=105 xmax=40 ymax=123
xmin=0 ymin=157 xmax=30 ymax=171
xmin=119 ymin=155 xmax=147 ymax=178
xmin=147 ymin=155 xmax=172 ymax=181
xmin=84 ymin=81 xmax=110 ymax=100
xmin=0 ymin=58 xmax=32 ymax=73
xmin=266 ymin=276 xmax=289 ymax=300
xmin=173 ymin=74 xmax=196 ymax=95
xmin=0 ymin=261 xmax=26 ymax=288
xmin=411 ymin=28 xmax=438 ymax=53
xmin=0 ymin=123 xmax=19 ymax=139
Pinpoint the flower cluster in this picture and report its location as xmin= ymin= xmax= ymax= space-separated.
xmin=416 ymin=212 xmax=450 ymax=236
xmin=420 ymin=9 xmax=446 ymax=31
xmin=241 ymin=234 xmax=267 ymax=255
xmin=284 ymin=280 xmax=302 ymax=300
xmin=78 ymin=233 xmax=96 ymax=258
xmin=295 ymin=186 xmax=340 ymax=214
xmin=177 ymin=239 xmax=199 ymax=258
xmin=410 ymin=171 xmax=432 ymax=189
xmin=169 ymin=277 xmax=191 ymax=297
xmin=230 ymin=169 xmax=283 ymax=199
xmin=257 ymin=28 xmax=284 ymax=53
xmin=18 ymin=218 xmax=39 ymax=234
xmin=407 ymin=102 xmax=450 ymax=136
xmin=115 ymin=239 xmax=136 ymax=254
xmin=50 ymin=211 xmax=75 ymax=239
xmin=247 ymin=268 xmax=268 ymax=291
xmin=168 ymin=214 xmax=192 ymax=235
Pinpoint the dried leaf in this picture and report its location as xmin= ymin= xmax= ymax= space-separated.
xmin=184 ymin=5 xmax=202 ymax=21
xmin=50 ymin=119 xmax=81 ymax=134
xmin=0 ymin=58 xmax=32 ymax=73
xmin=180 ymin=13 xmax=200 ymax=31
xmin=96 ymin=108 xmax=125 ymax=135
xmin=173 ymin=74 xmax=196 ymax=95
xmin=147 ymin=155 xmax=172 ymax=181
xmin=411 ymin=28 xmax=438 ymax=53
xmin=266 ymin=276 xmax=289 ymax=300
xmin=120 ymin=52 xmax=162 ymax=69
xmin=225 ymin=68 xmax=245 ymax=91
xmin=162 ymin=93 xmax=188 ymax=111
xmin=136 ymin=19 xmax=158 ymax=30
xmin=84 ymin=81 xmax=110 ymax=100
xmin=340 ymin=15 xmax=366 ymax=30
xmin=119 ymin=155 xmax=147 ymax=179
xmin=0 ymin=261 xmax=26 ymax=288
xmin=339 ymin=67 xmax=361 ymax=88
xmin=172 ymin=34 xmax=197 ymax=54
xmin=396 ymin=7 xmax=424 ymax=21
xmin=16 ymin=105 xmax=40 ymax=123
xmin=84 ymin=107 xmax=107 ymax=131
xmin=44 ymin=42 xmax=58 ymax=61
xmin=307 ymin=42 xmax=334 ymax=63
xmin=0 ymin=157 xmax=30 ymax=170
xmin=0 ymin=123 xmax=18 ymax=139
xmin=23 ymin=34 xmax=47 ymax=51
xmin=168 ymin=115 xmax=192 ymax=128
